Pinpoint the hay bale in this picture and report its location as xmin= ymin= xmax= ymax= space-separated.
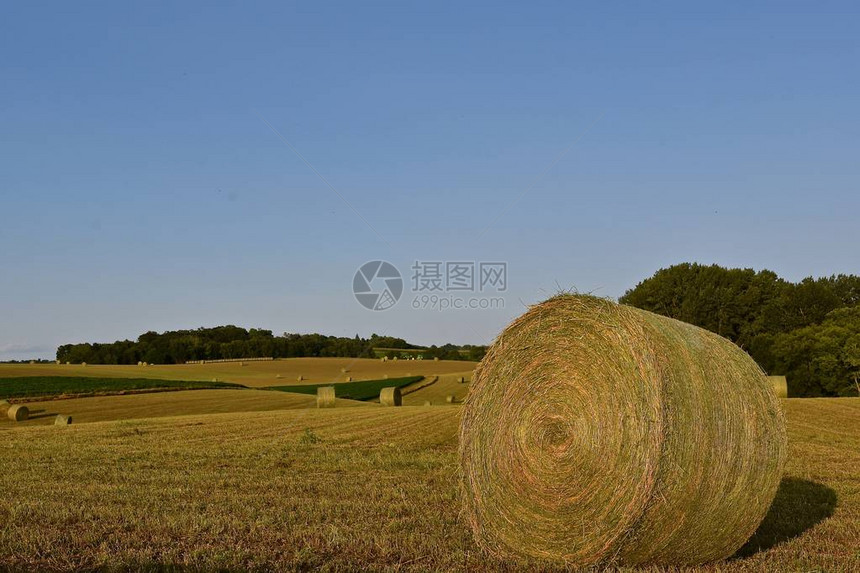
xmin=433 ymin=357 xmax=439 ymax=361
xmin=446 ymin=394 xmax=456 ymax=404
xmin=7 ymin=405 xmax=29 ymax=422
xmin=81 ymin=362 xmax=87 ymax=367
xmin=55 ymin=414 xmax=73 ymax=425
xmin=317 ymin=386 xmax=336 ymax=408
xmin=275 ymin=374 xmax=283 ymax=379
xmin=379 ymin=387 xmax=402 ymax=407
xmin=383 ymin=374 xmax=389 ymax=379
xmin=297 ymin=375 xmax=304 ymax=381
xmin=458 ymin=376 xmax=467 ymax=383
xmin=346 ymin=376 xmax=352 ymax=382
xmin=341 ymin=368 xmax=349 ymax=373
xmin=459 ymin=294 xmax=786 ymax=568
xmin=424 ymin=400 xmax=432 ymax=406
xmin=768 ymin=375 xmax=788 ymax=398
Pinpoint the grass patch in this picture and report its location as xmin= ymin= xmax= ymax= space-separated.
xmin=267 ymin=376 xmax=422 ymax=401
xmin=0 ymin=377 xmax=246 ymax=400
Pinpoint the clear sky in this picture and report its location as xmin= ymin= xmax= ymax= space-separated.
xmin=2 ymin=2 xmax=859 ymax=360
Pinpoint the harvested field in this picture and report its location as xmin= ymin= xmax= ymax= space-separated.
xmin=0 ymin=398 xmax=856 ymax=571
xmin=402 ymin=372 xmax=473 ymax=406
xmin=0 ymin=389 xmax=368 ymax=429
xmin=268 ymin=376 xmax=422 ymax=401
xmin=0 ymin=359 xmax=476 ymax=388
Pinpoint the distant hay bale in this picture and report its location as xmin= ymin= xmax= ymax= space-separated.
xmin=65 ymin=361 xmax=70 ymax=365
xmin=433 ymin=357 xmax=439 ymax=361
xmin=424 ymin=400 xmax=432 ymax=406
xmin=137 ymin=361 xmax=143 ymax=366
xmin=458 ymin=376 xmax=466 ymax=383
xmin=768 ymin=375 xmax=788 ymax=398
xmin=297 ymin=375 xmax=304 ymax=381
xmin=317 ymin=386 xmax=336 ymax=408
xmin=379 ymin=387 xmax=402 ymax=407
xmin=446 ymin=394 xmax=456 ymax=404
xmin=346 ymin=376 xmax=352 ymax=382
xmin=212 ymin=378 xmax=218 ymax=382
xmin=81 ymin=362 xmax=87 ymax=367
xmin=55 ymin=360 xmax=61 ymax=365
xmin=383 ymin=374 xmax=389 ymax=379
xmin=381 ymin=356 xmax=387 ymax=362
xmin=459 ymin=294 xmax=787 ymax=568
xmin=275 ymin=374 xmax=283 ymax=379
xmin=341 ymin=368 xmax=349 ymax=373
xmin=55 ymin=414 xmax=73 ymax=425
xmin=7 ymin=405 xmax=29 ymax=422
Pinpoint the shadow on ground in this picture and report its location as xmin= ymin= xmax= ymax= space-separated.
xmin=734 ymin=477 xmax=837 ymax=558
xmin=27 ymin=409 xmax=59 ymax=420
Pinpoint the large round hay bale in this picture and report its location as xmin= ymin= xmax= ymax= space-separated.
xmin=458 ymin=376 xmax=467 ymax=383
xmin=446 ymin=394 xmax=456 ymax=404
xmin=317 ymin=386 xmax=336 ymax=408
xmin=768 ymin=375 xmax=788 ymax=398
xmin=297 ymin=375 xmax=304 ymax=382
xmin=423 ymin=400 xmax=432 ymax=406
xmin=7 ymin=405 xmax=29 ymax=422
xmin=345 ymin=376 xmax=352 ymax=382
xmin=459 ymin=295 xmax=786 ymax=568
xmin=379 ymin=387 xmax=402 ymax=407
xmin=55 ymin=414 xmax=73 ymax=425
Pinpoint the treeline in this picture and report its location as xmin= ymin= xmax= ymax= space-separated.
xmin=620 ymin=263 xmax=860 ymax=397
xmin=56 ymin=327 xmax=485 ymax=365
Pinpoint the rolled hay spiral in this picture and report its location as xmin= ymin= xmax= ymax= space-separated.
xmin=55 ymin=414 xmax=73 ymax=425
xmin=379 ymin=387 xmax=402 ymax=407
xmin=768 ymin=375 xmax=788 ymax=398
xmin=459 ymin=294 xmax=786 ymax=568
xmin=317 ymin=386 xmax=336 ymax=408
xmin=7 ymin=405 xmax=30 ymax=422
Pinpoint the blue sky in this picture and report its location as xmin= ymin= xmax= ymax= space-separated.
xmin=2 ymin=2 xmax=859 ymax=359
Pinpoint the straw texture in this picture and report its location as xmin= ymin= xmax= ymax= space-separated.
xmin=7 ymin=405 xmax=29 ymax=422
xmin=459 ymin=294 xmax=786 ymax=567
xmin=316 ymin=386 xmax=336 ymax=408
xmin=379 ymin=387 xmax=402 ymax=407
xmin=768 ymin=375 xmax=788 ymax=398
